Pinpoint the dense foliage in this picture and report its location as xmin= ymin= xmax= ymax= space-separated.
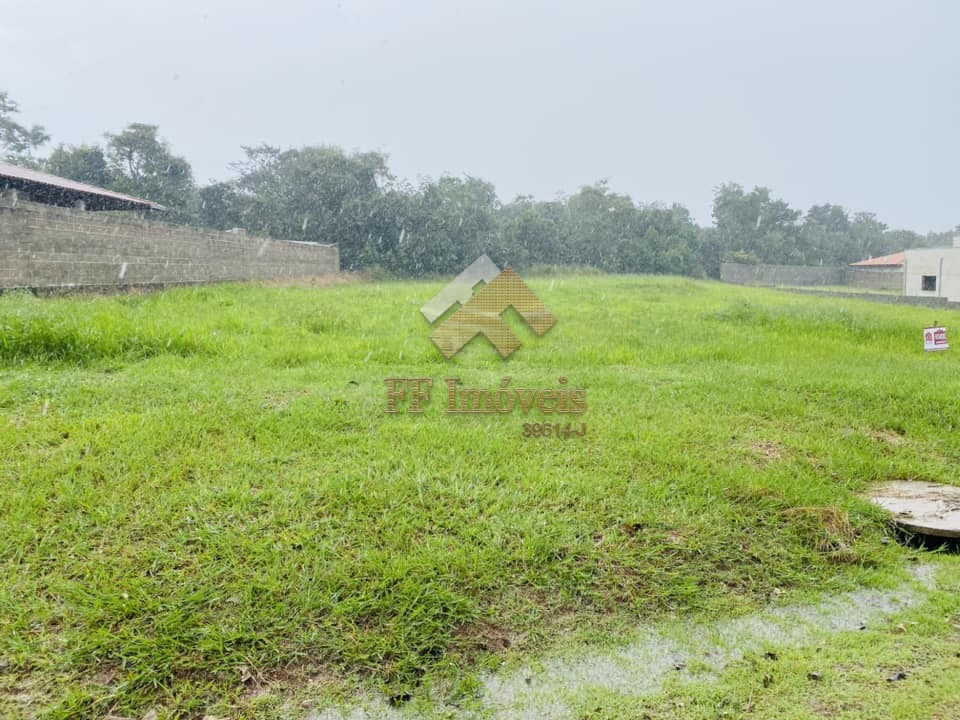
xmin=2 ymin=91 xmax=955 ymax=277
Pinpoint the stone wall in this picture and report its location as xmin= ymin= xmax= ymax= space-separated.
xmin=847 ymin=267 xmax=904 ymax=291
xmin=720 ymin=262 xmax=847 ymax=286
xmin=0 ymin=194 xmax=338 ymax=291
xmin=722 ymin=262 xmax=904 ymax=292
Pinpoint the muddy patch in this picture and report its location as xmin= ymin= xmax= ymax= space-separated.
xmin=307 ymin=565 xmax=938 ymax=719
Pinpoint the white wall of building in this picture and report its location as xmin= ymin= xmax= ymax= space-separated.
xmin=904 ymin=240 xmax=960 ymax=301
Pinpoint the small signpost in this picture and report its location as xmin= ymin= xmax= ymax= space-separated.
xmin=923 ymin=324 xmax=949 ymax=352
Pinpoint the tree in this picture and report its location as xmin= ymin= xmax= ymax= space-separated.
xmin=634 ymin=204 xmax=703 ymax=276
xmin=712 ymin=183 xmax=801 ymax=265
xmin=798 ymin=203 xmax=851 ymax=265
xmin=104 ymin=123 xmax=195 ymax=217
xmin=849 ymin=212 xmax=888 ymax=260
xmin=45 ymin=144 xmax=111 ymax=187
xmin=564 ymin=182 xmax=637 ymax=271
xmin=196 ymin=181 xmax=243 ymax=230
xmin=391 ymin=175 xmax=499 ymax=275
xmin=0 ymin=91 xmax=49 ymax=167
xmin=230 ymin=144 xmax=391 ymax=269
xmin=696 ymin=226 xmax=726 ymax=277
xmin=805 ymin=203 xmax=850 ymax=234
xmin=497 ymin=196 xmax=568 ymax=270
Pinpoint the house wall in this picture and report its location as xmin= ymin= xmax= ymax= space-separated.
xmin=903 ymin=248 xmax=960 ymax=302
xmin=0 ymin=194 xmax=339 ymax=291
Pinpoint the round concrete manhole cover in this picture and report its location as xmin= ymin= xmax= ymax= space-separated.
xmin=866 ymin=481 xmax=960 ymax=538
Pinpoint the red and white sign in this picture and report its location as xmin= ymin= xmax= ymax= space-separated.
xmin=924 ymin=326 xmax=949 ymax=352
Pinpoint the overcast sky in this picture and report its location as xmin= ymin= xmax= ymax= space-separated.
xmin=2 ymin=0 xmax=957 ymax=231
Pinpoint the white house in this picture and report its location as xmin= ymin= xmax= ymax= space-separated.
xmin=904 ymin=238 xmax=960 ymax=301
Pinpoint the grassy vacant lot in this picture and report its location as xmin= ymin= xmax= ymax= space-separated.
xmin=1 ymin=274 xmax=959 ymax=718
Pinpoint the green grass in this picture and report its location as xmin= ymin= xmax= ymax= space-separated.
xmin=775 ymin=284 xmax=902 ymax=296
xmin=1 ymin=275 xmax=959 ymax=718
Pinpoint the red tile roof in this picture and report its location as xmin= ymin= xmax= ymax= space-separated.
xmin=849 ymin=251 xmax=905 ymax=267
xmin=0 ymin=160 xmax=165 ymax=211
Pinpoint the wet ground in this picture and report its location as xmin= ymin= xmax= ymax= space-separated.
xmin=308 ymin=564 xmax=941 ymax=719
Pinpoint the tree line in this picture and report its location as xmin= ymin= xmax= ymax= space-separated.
xmin=2 ymin=91 xmax=955 ymax=278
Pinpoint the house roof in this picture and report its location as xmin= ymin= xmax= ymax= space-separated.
xmin=0 ymin=160 xmax=165 ymax=211
xmin=849 ymin=251 xmax=905 ymax=268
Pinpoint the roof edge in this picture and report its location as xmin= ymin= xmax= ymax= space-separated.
xmin=0 ymin=160 xmax=166 ymax=211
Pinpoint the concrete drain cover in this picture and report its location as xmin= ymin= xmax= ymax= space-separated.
xmin=867 ymin=480 xmax=960 ymax=538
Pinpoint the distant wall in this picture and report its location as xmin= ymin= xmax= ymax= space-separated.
xmin=721 ymin=262 xmax=905 ymax=292
xmin=0 ymin=193 xmax=339 ymax=291
xmin=847 ymin=267 xmax=903 ymax=291
xmin=720 ymin=262 xmax=846 ymax=287
xmin=784 ymin=288 xmax=956 ymax=309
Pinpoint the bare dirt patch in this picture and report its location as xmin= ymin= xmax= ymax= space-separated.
xmin=453 ymin=621 xmax=519 ymax=654
xmin=749 ymin=441 xmax=785 ymax=462
xmin=873 ymin=429 xmax=906 ymax=446
xmin=261 ymin=389 xmax=310 ymax=411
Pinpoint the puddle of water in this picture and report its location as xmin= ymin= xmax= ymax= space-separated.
xmin=309 ymin=564 xmax=937 ymax=720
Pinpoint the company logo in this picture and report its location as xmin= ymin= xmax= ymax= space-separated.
xmin=421 ymin=254 xmax=557 ymax=358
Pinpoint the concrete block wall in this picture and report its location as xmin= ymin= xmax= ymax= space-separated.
xmin=846 ymin=268 xmax=903 ymax=291
xmin=0 ymin=194 xmax=339 ymax=291
xmin=720 ymin=262 xmax=847 ymax=287
xmin=722 ymin=262 xmax=906 ymax=293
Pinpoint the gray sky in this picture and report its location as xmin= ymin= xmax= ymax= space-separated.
xmin=2 ymin=0 xmax=957 ymax=231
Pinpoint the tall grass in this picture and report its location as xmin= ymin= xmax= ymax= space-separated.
xmin=0 ymin=291 xmax=204 ymax=364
